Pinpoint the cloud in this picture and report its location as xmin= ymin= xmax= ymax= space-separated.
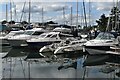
xmin=92 ymin=1 xmax=120 ymax=11
xmin=50 ymin=13 xmax=92 ymax=26
xmin=92 ymin=2 xmax=112 ymax=11
xmin=11 ymin=2 xmax=71 ymax=14
xmin=1 ymin=1 xmax=120 ymax=26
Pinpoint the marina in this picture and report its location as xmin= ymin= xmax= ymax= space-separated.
xmin=0 ymin=0 xmax=120 ymax=79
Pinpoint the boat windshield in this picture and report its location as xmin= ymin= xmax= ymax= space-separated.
xmin=39 ymin=33 xmax=47 ymax=38
xmin=95 ymin=32 xmax=115 ymax=40
xmin=24 ymin=31 xmax=34 ymax=35
xmin=14 ymin=32 xmax=24 ymax=35
xmin=5 ymin=32 xmax=15 ymax=37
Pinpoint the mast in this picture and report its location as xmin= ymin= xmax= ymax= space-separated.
xmin=81 ymin=2 xmax=84 ymax=29
xmin=42 ymin=7 xmax=44 ymax=26
xmin=14 ymin=4 xmax=17 ymax=22
xmin=76 ymin=0 xmax=79 ymax=30
xmin=12 ymin=1 xmax=17 ymax=22
xmin=28 ymin=0 xmax=31 ymax=26
xmin=83 ymin=0 xmax=87 ymax=28
xmin=70 ymin=6 xmax=73 ymax=29
xmin=20 ymin=1 xmax=26 ymax=22
xmin=63 ymin=7 xmax=65 ymax=25
xmin=6 ymin=3 xmax=8 ymax=21
xmin=114 ymin=0 xmax=119 ymax=31
xmin=89 ymin=0 xmax=91 ymax=27
xmin=10 ymin=0 xmax=12 ymax=21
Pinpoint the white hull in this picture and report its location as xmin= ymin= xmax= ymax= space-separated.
xmin=106 ymin=51 xmax=120 ymax=55
xmin=39 ymin=46 xmax=53 ymax=53
xmin=54 ymin=44 xmax=83 ymax=54
xmin=86 ymin=48 xmax=120 ymax=55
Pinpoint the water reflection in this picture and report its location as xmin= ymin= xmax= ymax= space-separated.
xmin=1 ymin=46 xmax=120 ymax=78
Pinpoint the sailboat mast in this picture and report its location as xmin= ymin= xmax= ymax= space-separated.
xmin=6 ymin=3 xmax=8 ymax=21
xmin=89 ymin=0 xmax=91 ymax=27
xmin=114 ymin=0 xmax=119 ymax=31
xmin=63 ymin=7 xmax=65 ymax=25
xmin=12 ymin=1 xmax=17 ymax=22
xmin=20 ymin=1 xmax=26 ymax=22
xmin=70 ymin=6 xmax=73 ymax=29
xmin=28 ymin=0 xmax=31 ymax=25
xmin=10 ymin=0 xmax=12 ymax=21
xmin=83 ymin=0 xmax=87 ymax=28
xmin=42 ymin=7 xmax=44 ymax=25
xmin=76 ymin=0 xmax=79 ymax=30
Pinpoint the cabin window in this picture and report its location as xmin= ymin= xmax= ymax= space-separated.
xmin=50 ymin=34 xmax=57 ymax=38
xmin=14 ymin=32 xmax=24 ymax=36
xmin=32 ymin=32 xmax=44 ymax=35
xmin=24 ymin=31 xmax=34 ymax=35
xmin=39 ymin=34 xmax=46 ymax=38
xmin=46 ymin=34 xmax=52 ymax=37
xmin=95 ymin=32 xmax=115 ymax=40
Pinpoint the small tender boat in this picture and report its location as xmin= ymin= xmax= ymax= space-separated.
xmin=54 ymin=38 xmax=87 ymax=55
xmin=39 ymin=42 xmax=62 ymax=53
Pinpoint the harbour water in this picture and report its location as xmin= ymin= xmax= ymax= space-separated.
xmin=0 ymin=46 xmax=120 ymax=79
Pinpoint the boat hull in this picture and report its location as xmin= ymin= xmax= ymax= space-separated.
xmin=39 ymin=46 xmax=53 ymax=53
xmin=0 ymin=39 xmax=10 ymax=46
xmin=54 ymin=45 xmax=83 ymax=55
xmin=83 ymin=54 xmax=110 ymax=66
xmin=85 ymin=45 xmax=111 ymax=51
xmin=86 ymin=48 xmax=107 ymax=55
xmin=7 ymin=39 xmax=28 ymax=47
xmin=27 ymin=41 xmax=61 ymax=49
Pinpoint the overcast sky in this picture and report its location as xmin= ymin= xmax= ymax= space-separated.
xmin=0 ymin=0 xmax=120 ymax=26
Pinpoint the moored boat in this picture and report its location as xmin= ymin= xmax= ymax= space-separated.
xmin=27 ymin=32 xmax=73 ymax=49
xmin=7 ymin=28 xmax=46 ymax=47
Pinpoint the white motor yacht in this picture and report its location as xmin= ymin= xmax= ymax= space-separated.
xmin=7 ymin=28 xmax=46 ymax=47
xmin=85 ymin=32 xmax=117 ymax=51
xmin=39 ymin=34 xmax=88 ymax=54
xmin=27 ymin=32 xmax=73 ymax=49
xmin=0 ymin=30 xmax=24 ymax=46
xmin=85 ymin=32 xmax=118 ymax=54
